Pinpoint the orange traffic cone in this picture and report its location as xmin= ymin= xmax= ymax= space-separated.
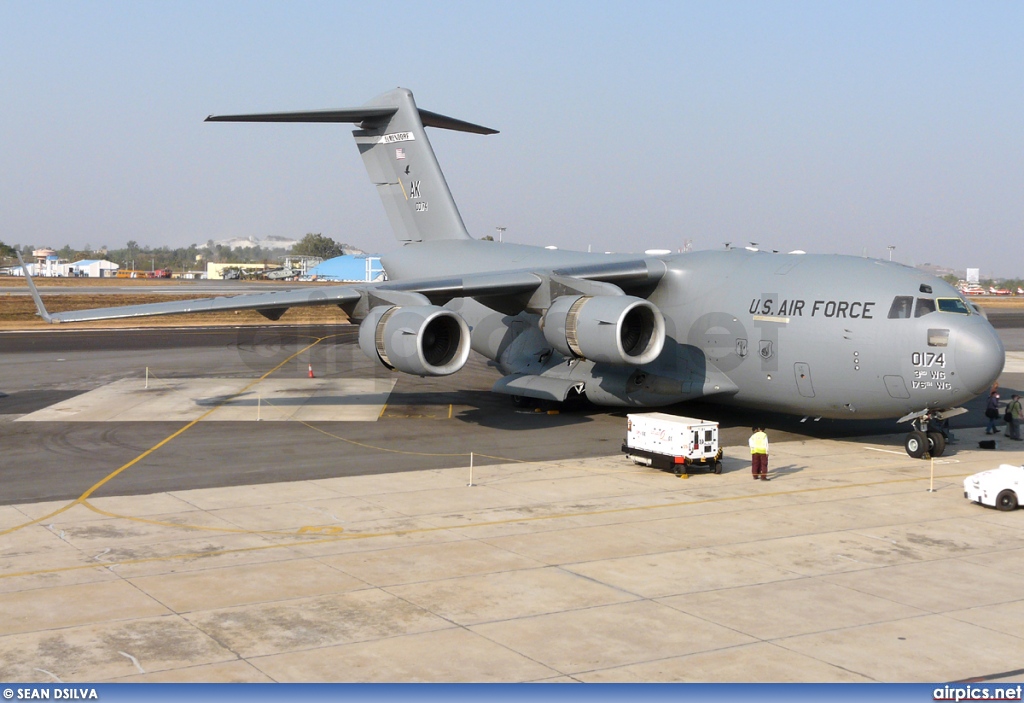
xmin=308 ymin=363 xmax=315 ymax=378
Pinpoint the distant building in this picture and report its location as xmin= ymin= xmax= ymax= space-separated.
xmin=35 ymin=253 xmax=62 ymax=277
xmin=62 ymin=259 xmax=120 ymax=278
xmin=8 ymin=252 xmax=60 ymax=276
xmin=6 ymin=258 xmax=120 ymax=277
xmin=306 ymin=255 xmax=384 ymax=282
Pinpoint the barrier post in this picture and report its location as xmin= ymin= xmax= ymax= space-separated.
xmin=928 ymin=455 xmax=935 ymax=492
xmin=468 ymin=451 xmax=475 ymax=487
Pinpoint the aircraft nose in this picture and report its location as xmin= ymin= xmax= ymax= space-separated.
xmin=956 ymin=318 xmax=1005 ymax=396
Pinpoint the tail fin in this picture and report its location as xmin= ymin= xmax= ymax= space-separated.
xmin=206 ymin=87 xmax=497 ymax=244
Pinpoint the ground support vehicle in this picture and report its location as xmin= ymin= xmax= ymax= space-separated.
xmin=964 ymin=464 xmax=1023 ymax=511
xmin=623 ymin=412 xmax=722 ymax=476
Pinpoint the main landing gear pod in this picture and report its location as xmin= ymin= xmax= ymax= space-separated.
xmin=358 ymin=305 xmax=471 ymax=376
xmin=541 ymin=295 xmax=665 ymax=365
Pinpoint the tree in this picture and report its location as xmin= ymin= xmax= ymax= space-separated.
xmin=292 ymin=232 xmax=343 ymax=259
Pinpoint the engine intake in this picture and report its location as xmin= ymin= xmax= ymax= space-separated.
xmin=542 ymin=295 xmax=665 ymax=365
xmin=358 ymin=305 xmax=470 ymax=376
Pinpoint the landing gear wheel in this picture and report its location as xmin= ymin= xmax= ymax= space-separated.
xmin=926 ymin=431 xmax=946 ymax=458
xmin=996 ymin=490 xmax=1019 ymax=511
xmin=510 ymin=395 xmax=533 ymax=409
xmin=905 ymin=430 xmax=927 ymax=458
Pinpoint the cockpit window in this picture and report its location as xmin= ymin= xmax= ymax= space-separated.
xmin=915 ymin=298 xmax=935 ymax=317
xmin=888 ymin=296 xmax=913 ymax=319
xmin=937 ymin=297 xmax=970 ymax=315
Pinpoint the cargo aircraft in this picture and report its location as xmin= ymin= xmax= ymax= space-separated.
xmin=21 ymin=88 xmax=1005 ymax=458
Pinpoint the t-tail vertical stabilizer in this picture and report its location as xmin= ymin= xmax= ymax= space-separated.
xmin=205 ymin=87 xmax=497 ymax=244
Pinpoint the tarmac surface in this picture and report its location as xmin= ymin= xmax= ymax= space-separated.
xmin=0 ymin=322 xmax=1022 ymax=682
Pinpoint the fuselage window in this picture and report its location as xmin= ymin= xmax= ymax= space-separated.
xmin=915 ymin=298 xmax=935 ymax=317
xmin=888 ymin=296 xmax=913 ymax=319
xmin=928 ymin=328 xmax=950 ymax=347
xmin=937 ymin=298 xmax=970 ymax=315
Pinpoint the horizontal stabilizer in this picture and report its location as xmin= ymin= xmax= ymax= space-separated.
xmin=418 ymin=109 xmax=498 ymax=135
xmin=206 ymin=107 xmax=397 ymax=124
xmin=206 ymin=107 xmax=497 ymax=135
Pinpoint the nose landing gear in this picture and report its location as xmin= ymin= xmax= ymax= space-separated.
xmin=900 ymin=408 xmax=962 ymax=458
xmin=904 ymin=425 xmax=945 ymax=458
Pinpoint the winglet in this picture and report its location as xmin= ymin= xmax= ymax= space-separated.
xmin=17 ymin=252 xmax=55 ymax=323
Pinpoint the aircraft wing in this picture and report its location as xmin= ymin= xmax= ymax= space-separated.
xmin=21 ymin=249 xmax=666 ymax=325
xmin=28 ymin=284 xmax=365 ymax=324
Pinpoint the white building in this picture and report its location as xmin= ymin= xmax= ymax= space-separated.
xmin=61 ymin=259 xmax=120 ymax=278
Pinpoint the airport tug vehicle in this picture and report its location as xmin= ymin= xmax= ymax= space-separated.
xmin=623 ymin=413 xmax=723 ymax=476
xmin=964 ymin=464 xmax=1023 ymax=511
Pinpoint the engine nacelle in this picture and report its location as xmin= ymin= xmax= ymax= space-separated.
xmin=358 ymin=305 xmax=470 ymax=376
xmin=541 ymin=295 xmax=665 ymax=365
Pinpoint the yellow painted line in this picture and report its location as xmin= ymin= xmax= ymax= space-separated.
xmin=378 ymin=403 xmax=388 ymax=419
xmin=0 ymin=469 xmax=977 ymax=582
xmin=0 ymin=334 xmax=336 ymax=538
xmin=448 ymin=404 xmax=453 ymax=419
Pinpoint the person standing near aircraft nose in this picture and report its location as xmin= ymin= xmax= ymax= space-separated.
xmin=1006 ymin=394 xmax=1022 ymax=441
xmin=749 ymin=426 xmax=770 ymax=480
xmin=985 ymin=389 xmax=1001 ymax=434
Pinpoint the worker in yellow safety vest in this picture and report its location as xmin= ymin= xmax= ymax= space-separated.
xmin=749 ymin=426 xmax=770 ymax=481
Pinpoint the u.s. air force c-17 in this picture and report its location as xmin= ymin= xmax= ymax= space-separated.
xmin=23 ymin=87 xmax=1005 ymax=458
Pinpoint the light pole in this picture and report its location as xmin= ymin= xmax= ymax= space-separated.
xmin=495 ymin=226 xmax=506 ymax=243
xmin=887 ymin=245 xmax=895 ymax=262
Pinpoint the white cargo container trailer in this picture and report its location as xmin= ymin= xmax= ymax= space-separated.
xmin=622 ymin=412 xmax=723 ymax=475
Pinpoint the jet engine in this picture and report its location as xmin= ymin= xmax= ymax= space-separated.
xmin=358 ymin=305 xmax=471 ymax=376
xmin=541 ymin=295 xmax=665 ymax=365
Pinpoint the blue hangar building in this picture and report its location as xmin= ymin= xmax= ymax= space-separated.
xmin=306 ymin=255 xmax=384 ymax=282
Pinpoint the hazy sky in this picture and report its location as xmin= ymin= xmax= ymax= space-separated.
xmin=2 ymin=2 xmax=1022 ymax=276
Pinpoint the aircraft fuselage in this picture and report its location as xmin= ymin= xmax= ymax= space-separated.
xmin=384 ymin=240 xmax=1004 ymax=420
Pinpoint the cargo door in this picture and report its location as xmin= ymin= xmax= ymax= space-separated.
xmin=794 ymin=362 xmax=815 ymax=398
